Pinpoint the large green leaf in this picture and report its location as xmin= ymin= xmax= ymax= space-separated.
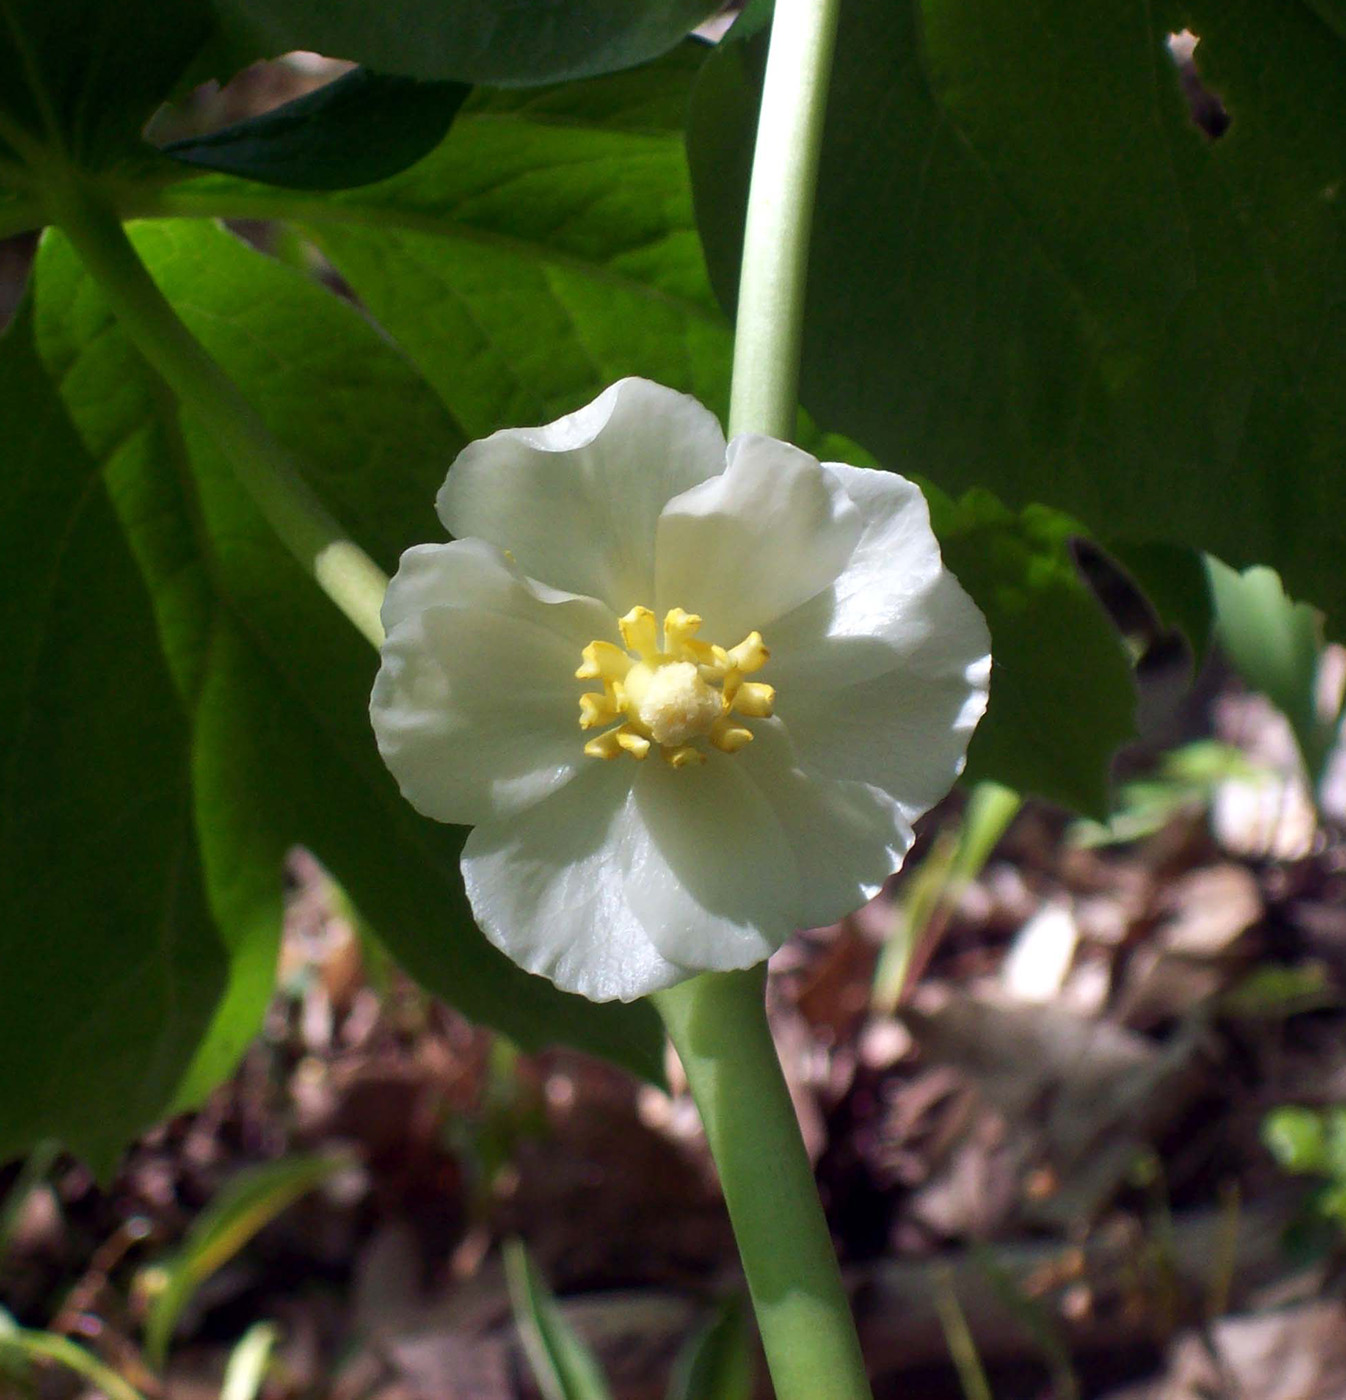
xmin=29 ymin=219 xmax=665 ymax=1119
xmin=151 ymin=48 xmax=1133 ymax=811
xmin=0 ymin=304 xmax=226 ymax=1173
xmin=0 ymin=0 xmax=212 ymax=177
xmin=209 ymin=0 xmax=716 ymax=86
xmin=157 ymin=47 xmax=731 ymax=437
xmin=689 ymin=0 xmax=1346 ymax=631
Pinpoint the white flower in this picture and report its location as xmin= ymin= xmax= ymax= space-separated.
xmin=371 ymin=379 xmax=991 ymax=1002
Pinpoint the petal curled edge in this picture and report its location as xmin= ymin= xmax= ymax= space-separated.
xmin=655 ymin=435 xmax=863 ymax=643
xmin=436 ymin=379 xmax=727 ymax=614
xmin=371 ymin=540 xmax=615 ymax=827
xmin=462 ymin=761 xmax=695 ymax=1003
xmin=737 ymin=719 xmax=915 ymax=930
xmin=769 ymin=465 xmax=991 ymax=820
xmin=627 ymin=753 xmax=800 ymax=972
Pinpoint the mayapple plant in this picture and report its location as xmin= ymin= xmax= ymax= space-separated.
xmin=3 ymin=0 xmax=1344 ymax=1395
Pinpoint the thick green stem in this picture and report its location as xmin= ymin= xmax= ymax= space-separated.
xmin=727 ymin=0 xmax=842 ymax=440
xmin=45 ymin=180 xmax=387 ymax=648
xmin=654 ymin=969 xmax=872 ymax=1399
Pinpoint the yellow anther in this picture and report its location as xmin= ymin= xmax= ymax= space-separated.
xmin=663 ymin=607 xmax=702 ymax=649
xmin=731 ymin=681 xmax=775 ymax=718
xmin=584 ymin=729 xmax=623 ymax=760
xmin=576 ymin=640 xmax=632 ymax=683
xmin=584 ymin=724 xmax=650 ymax=760
xmin=578 ymin=690 xmax=620 ymax=730
xmin=616 ymin=726 xmax=651 ymax=759
xmin=727 ymin=632 xmax=769 ymax=674
xmin=663 ymin=744 xmax=706 ymax=768
xmin=578 ymin=605 xmax=773 ymax=768
xmin=709 ymin=717 xmax=754 ymax=753
xmin=619 ymin=606 xmax=659 ymax=660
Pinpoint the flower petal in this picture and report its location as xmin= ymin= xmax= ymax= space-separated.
xmin=626 ymin=754 xmax=800 ymax=970
xmin=738 ymin=719 xmax=915 ymax=929
xmin=462 ymin=761 xmax=691 ymax=1002
xmin=371 ymin=542 xmax=611 ymax=826
xmin=654 ymin=435 xmax=862 ymax=642
xmin=765 ymin=464 xmax=991 ymax=819
xmin=436 ymin=378 xmax=726 ymax=613
xmin=381 ymin=538 xmax=613 ymax=640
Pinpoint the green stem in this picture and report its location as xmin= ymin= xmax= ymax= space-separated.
xmin=653 ymin=969 xmax=872 ymax=1400
xmin=44 ymin=179 xmax=387 ymax=648
xmin=727 ymin=0 xmax=842 ymax=440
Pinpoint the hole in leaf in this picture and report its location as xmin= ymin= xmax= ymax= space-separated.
xmin=1167 ymin=30 xmax=1231 ymax=140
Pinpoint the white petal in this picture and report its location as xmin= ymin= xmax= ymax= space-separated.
xmin=738 ymin=719 xmax=915 ymax=929
xmin=371 ymin=542 xmax=611 ymax=826
xmin=462 ymin=761 xmax=691 ymax=1002
xmin=436 ymin=379 xmax=726 ymax=613
xmin=381 ymin=538 xmax=613 ymax=641
xmin=775 ymin=573 xmax=991 ymax=821
xmin=766 ymin=464 xmax=991 ymax=820
xmin=627 ymin=754 xmax=800 ymax=969
xmin=654 ymin=435 xmax=862 ymax=642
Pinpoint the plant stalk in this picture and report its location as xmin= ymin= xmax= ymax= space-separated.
xmin=44 ymin=179 xmax=388 ymax=648
xmin=654 ymin=969 xmax=872 ymax=1399
xmin=726 ymin=0 xmax=842 ymax=441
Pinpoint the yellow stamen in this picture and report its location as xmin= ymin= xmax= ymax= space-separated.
xmin=731 ymin=681 xmax=775 ymax=718
xmin=577 ymin=606 xmax=773 ymax=768
xmin=709 ymin=717 xmax=754 ymax=753
xmin=578 ymin=690 xmax=620 ymax=730
xmin=576 ymin=640 xmax=632 ymax=683
xmin=727 ymin=631 xmax=769 ymax=674
xmin=663 ymin=744 xmax=706 ymax=768
xmin=618 ymin=605 xmax=659 ymax=660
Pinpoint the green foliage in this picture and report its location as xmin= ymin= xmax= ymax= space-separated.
xmin=925 ymin=490 xmax=1136 ymax=816
xmin=1208 ymin=560 xmax=1340 ymax=792
xmin=0 ymin=0 xmax=212 ymax=177
xmin=0 ymin=217 xmax=664 ymax=1170
xmin=1263 ymin=1105 xmax=1346 ymax=1228
xmin=504 ymin=1239 xmax=615 ymax=1400
xmin=1107 ymin=541 xmax=1214 ymax=664
xmin=0 ymin=1312 xmax=149 ymax=1400
xmin=161 ymin=46 xmax=731 ymax=438
xmin=0 ymin=307 xmax=227 ymax=1172
xmin=666 ymin=1295 xmax=756 ymax=1400
xmin=163 ymin=68 xmax=471 ymax=190
xmin=690 ymin=0 xmax=1346 ymax=632
xmin=1069 ymin=741 xmax=1258 ymax=848
xmin=4 ymin=0 xmax=1340 ymax=1176
xmin=207 ymin=0 xmax=716 ymax=85
xmin=151 ymin=51 xmax=1135 ymax=815
xmin=143 ymin=1154 xmax=347 ymax=1364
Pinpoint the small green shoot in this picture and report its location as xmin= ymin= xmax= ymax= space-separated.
xmin=0 ymin=1309 xmax=148 ymax=1400
xmin=142 ymin=1153 xmax=349 ymax=1367
xmin=503 ymin=1239 xmax=614 ymax=1400
xmin=873 ymin=781 xmax=1020 ymax=1013
xmin=666 ymin=1293 xmax=756 ymax=1400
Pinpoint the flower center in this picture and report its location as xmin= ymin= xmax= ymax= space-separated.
xmin=576 ymin=606 xmax=774 ymax=768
